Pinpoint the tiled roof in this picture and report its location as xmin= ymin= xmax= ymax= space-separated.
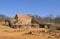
xmin=16 ymin=14 xmax=31 ymax=18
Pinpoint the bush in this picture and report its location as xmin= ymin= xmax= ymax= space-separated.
xmin=49 ymin=26 xmax=56 ymax=32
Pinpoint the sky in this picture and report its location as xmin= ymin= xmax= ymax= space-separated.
xmin=0 ymin=0 xmax=60 ymax=17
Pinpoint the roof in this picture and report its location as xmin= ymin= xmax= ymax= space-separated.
xmin=15 ymin=14 xmax=31 ymax=18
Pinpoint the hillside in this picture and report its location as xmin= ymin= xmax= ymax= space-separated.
xmin=0 ymin=14 xmax=10 ymax=21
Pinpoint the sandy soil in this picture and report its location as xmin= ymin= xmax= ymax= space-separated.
xmin=0 ymin=24 xmax=60 ymax=39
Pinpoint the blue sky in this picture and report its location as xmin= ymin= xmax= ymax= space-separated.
xmin=0 ymin=0 xmax=60 ymax=17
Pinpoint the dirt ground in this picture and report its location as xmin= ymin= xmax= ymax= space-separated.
xmin=0 ymin=23 xmax=60 ymax=39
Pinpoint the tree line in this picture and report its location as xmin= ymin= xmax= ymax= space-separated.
xmin=0 ymin=14 xmax=60 ymax=24
xmin=27 ymin=14 xmax=60 ymax=24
